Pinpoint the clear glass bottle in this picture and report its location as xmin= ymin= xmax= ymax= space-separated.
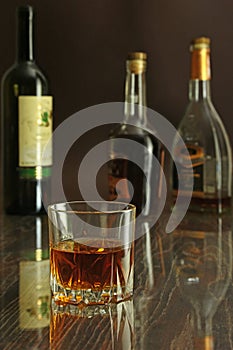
xmin=108 ymin=52 xmax=161 ymax=217
xmin=173 ymin=37 xmax=232 ymax=213
xmin=1 ymin=5 xmax=53 ymax=214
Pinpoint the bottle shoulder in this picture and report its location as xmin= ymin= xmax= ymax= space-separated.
xmin=110 ymin=122 xmax=155 ymax=138
xmin=109 ymin=123 xmax=161 ymax=153
xmin=184 ymin=98 xmax=213 ymax=113
xmin=1 ymin=61 xmax=48 ymax=87
xmin=177 ymin=99 xmax=232 ymax=156
xmin=110 ymin=123 xmax=141 ymax=136
xmin=179 ymin=99 xmax=223 ymax=130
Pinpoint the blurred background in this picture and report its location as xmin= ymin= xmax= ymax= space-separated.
xmin=0 ymin=0 xmax=232 ymax=199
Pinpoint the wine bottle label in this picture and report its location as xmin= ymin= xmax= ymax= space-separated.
xmin=19 ymin=96 xmax=53 ymax=167
xmin=19 ymin=259 xmax=50 ymax=329
xmin=173 ymin=144 xmax=204 ymax=197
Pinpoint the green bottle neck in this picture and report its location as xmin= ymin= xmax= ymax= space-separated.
xmin=16 ymin=5 xmax=34 ymax=62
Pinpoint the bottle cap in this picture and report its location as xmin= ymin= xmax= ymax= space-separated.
xmin=127 ymin=52 xmax=147 ymax=61
xmin=17 ymin=5 xmax=34 ymax=14
xmin=17 ymin=5 xmax=34 ymax=22
xmin=190 ymin=37 xmax=210 ymax=50
xmin=126 ymin=51 xmax=147 ymax=74
xmin=190 ymin=37 xmax=211 ymax=80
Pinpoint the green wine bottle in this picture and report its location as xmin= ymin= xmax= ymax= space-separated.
xmin=1 ymin=5 xmax=53 ymax=214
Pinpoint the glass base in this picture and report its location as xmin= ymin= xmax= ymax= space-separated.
xmin=51 ymin=297 xmax=134 ymax=318
xmin=51 ymin=276 xmax=133 ymax=306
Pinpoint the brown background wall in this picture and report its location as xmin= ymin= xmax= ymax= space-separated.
xmin=1 ymin=0 xmax=232 ymax=129
xmin=0 ymin=0 xmax=232 ymax=199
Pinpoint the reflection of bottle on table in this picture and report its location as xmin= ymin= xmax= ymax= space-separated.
xmin=19 ymin=216 xmax=50 ymax=330
xmin=134 ymin=221 xmax=167 ymax=295
xmin=173 ymin=212 xmax=232 ymax=349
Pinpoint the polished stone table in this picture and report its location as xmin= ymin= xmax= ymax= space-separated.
xmin=0 ymin=211 xmax=233 ymax=349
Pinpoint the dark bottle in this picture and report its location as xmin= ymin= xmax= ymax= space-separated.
xmin=108 ymin=52 xmax=161 ymax=217
xmin=1 ymin=5 xmax=53 ymax=214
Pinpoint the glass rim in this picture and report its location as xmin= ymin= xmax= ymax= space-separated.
xmin=48 ymin=200 xmax=136 ymax=215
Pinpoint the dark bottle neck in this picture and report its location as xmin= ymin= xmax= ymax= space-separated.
xmin=16 ymin=5 xmax=34 ymax=62
xmin=124 ymin=68 xmax=147 ymax=126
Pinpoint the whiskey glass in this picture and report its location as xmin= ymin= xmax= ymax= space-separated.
xmin=48 ymin=201 xmax=135 ymax=306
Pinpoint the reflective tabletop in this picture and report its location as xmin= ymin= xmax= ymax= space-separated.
xmin=0 ymin=211 xmax=233 ymax=349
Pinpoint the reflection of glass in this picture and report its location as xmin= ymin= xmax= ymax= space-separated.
xmin=19 ymin=216 xmax=50 ymax=330
xmin=50 ymin=298 xmax=135 ymax=350
xmin=173 ymin=213 xmax=232 ymax=348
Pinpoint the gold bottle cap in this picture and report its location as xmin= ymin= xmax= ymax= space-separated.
xmin=190 ymin=36 xmax=210 ymax=50
xmin=126 ymin=51 xmax=147 ymax=74
xmin=190 ymin=37 xmax=211 ymax=80
xmin=127 ymin=52 xmax=147 ymax=61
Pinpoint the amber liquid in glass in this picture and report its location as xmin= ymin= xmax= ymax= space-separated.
xmin=50 ymin=238 xmax=134 ymax=304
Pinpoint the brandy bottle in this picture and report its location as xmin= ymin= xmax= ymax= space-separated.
xmin=108 ymin=52 xmax=161 ymax=217
xmin=173 ymin=37 xmax=232 ymax=213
